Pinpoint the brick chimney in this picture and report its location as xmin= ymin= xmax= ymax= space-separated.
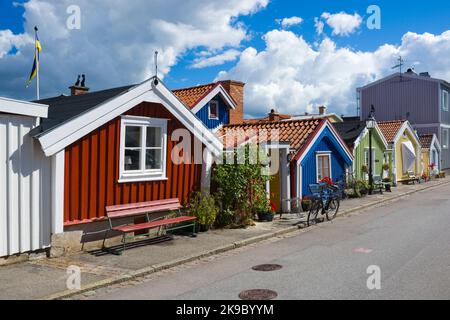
xmin=69 ymin=74 xmax=90 ymax=96
xmin=268 ymin=109 xmax=280 ymax=121
xmin=319 ymin=105 xmax=327 ymax=115
xmin=219 ymin=80 xmax=245 ymax=125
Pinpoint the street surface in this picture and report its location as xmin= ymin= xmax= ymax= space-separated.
xmin=81 ymin=183 xmax=450 ymax=300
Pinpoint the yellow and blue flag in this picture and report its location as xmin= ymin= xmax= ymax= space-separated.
xmin=26 ymin=27 xmax=41 ymax=88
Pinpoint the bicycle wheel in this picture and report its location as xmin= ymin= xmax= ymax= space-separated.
xmin=326 ymin=198 xmax=340 ymax=221
xmin=307 ymin=200 xmax=321 ymax=226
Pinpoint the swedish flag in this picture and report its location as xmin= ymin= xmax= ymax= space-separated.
xmin=26 ymin=27 xmax=41 ymax=88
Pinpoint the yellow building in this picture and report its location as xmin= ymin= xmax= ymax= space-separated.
xmin=419 ymin=134 xmax=441 ymax=176
xmin=378 ymin=120 xmax=422 ymax=183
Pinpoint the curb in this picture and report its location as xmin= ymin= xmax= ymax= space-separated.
xmin=40 ymin=179 xmax=450 ymax=300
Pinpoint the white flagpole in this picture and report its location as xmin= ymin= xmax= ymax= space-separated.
xmin=35 ymin=27 xmax=40 ymax=100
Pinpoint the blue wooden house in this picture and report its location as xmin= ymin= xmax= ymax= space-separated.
xmin=219 ymin=117 xmax=354 ymax=211
xmin=173 ymin=81 xmax=244 ymax=131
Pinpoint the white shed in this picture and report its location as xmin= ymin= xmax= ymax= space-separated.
xmin=0 ymin=97 xmax=53 ymax=257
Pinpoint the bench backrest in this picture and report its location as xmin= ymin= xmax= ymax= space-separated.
xmin=373 ymin=176 xmax=382 ymax=183
xmin=106 ymin=198 xmax=181 ymax=219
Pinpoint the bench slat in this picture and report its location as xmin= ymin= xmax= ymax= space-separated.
xmin=106 ymin=198 xmax=179 ymax=213
xmin=106 ymin=203 xmax=182 ymax=219
xmin=112 ymin=216 xmax=196 ymax=233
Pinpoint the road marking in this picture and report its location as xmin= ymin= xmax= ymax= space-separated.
xmin=354 ymin=247 xmax=373 ymax=254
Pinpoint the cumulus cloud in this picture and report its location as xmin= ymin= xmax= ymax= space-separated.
xmin=191 ymin=49 xmax=241 ymax=69
xmin=216 ymin=29 xmax=450 ymax=117
xmin=321 ymin=12 xmax=362 ymax=36
xmin=314 ymin=17 xmax=325 ymax=36
xmin=0 ymin=0 xmax=268 ymax=99
xmin=277 ymin=16 xmax=303 ymax=29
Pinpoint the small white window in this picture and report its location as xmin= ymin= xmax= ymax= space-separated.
xmin=316 ymin=153 xmax=332 ymax=182
xmin=442 ymin=128 xmax=449 ymax=150
xmin=208 ymin=101 xmax=219 ymax=120
xmin=364 ymin=148 xmax=376 ymax=173
xmin=119 ymin=116 xmax=168 ymax=183
xmin=442 ymin=90 xmax=449 ymax=112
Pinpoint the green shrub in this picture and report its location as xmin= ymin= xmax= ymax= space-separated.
xmin=212 ymin=144 xmax=271 ymax=226
xmin=187 ymin=192 xmax=219 ymax=229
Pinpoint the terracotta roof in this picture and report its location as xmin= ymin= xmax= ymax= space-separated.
xmin=217 ymin=119 xmax=324 ymax=150
xmin=172 ymin=83 xmax=218 ymax=109
xmin=419 ymin=134 xmax=434 ymax=149
xmin=378 ymin=120 xmax=405 ymax=143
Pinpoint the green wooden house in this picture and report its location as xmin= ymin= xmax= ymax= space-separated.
xmin=333 ymin=117 xmax=390 ymax=181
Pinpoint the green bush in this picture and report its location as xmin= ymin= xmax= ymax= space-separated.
xmin=212 ymin=144 xmax=271 ymax=226
xmin=186 ymin=192 xmax=219 ymax=229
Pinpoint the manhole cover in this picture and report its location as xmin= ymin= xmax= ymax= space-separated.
xmin=252 ymin=264 xmax=283 ymax=272
xmin=239 ymin=289 xmax=278 ymax=300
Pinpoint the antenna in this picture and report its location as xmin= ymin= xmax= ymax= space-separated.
xmin=392 ymin=56 xmax=405 ymax=74
xmin=153 ymin=51 xmax=159 ymax=85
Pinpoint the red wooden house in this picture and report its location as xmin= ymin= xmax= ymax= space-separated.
xmin=32 ymin=77 xmax=225 ymax=238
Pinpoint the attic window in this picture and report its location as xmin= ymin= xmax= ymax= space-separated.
xmin=119 ymin=116 xmax=168 ymax=183
xmin=208 ymin=100 xmax=219 ymax=120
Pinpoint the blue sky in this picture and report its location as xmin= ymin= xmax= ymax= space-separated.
xmin=0 ymin=0 xmax=449 ymax=116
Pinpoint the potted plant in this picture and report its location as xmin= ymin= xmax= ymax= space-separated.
xmin=382 ymin=177 xmax=392 ymax=192
xmin=187 ymin=192 xmax=219 ymax=232
xmin=256 ymin=199 xmax=276 ymax=222
xmin=382 ymin=163 xmax=390 ymax=171
xmin=361 ymin=165 xmax=369 ymax=174
xmin=301 ymin=197 xmax=312 ymax=212
xmin=320 ymin=177 xmax=334 ymax=186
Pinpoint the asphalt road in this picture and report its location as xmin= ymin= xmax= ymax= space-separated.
xmin=90 ymin=183 xmax=450 ymax=300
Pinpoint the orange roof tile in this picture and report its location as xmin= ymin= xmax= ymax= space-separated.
xmin=419 ymin=134 xmax=434 ymax=149
xmin=378 ymin=120 xmax=405 ymax=143
xmin=217 ymin=119 xmax=324 ymax=150
xmin=173 ymin=83 xmax=217 ymax=109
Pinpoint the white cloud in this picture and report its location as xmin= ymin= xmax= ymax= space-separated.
xmin=277 ymin=16 xmax=303 ymax=29
xmin=0 ymin=0 xmax=268 ymax=99
xmin=191 ymin=49 xmax=241 ymax=69
xmin=321 ymin=12 xmax=362 ymax=36
xmin=216 ymin=29 xmax=450 ymax=117
xmin=314 ymin=17 xmax=324 ymax=35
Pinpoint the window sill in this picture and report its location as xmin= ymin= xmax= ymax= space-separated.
xmin=118 ymin=174 xmax=168 ymax=184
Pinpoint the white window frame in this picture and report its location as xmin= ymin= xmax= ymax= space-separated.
xmin=208 ymin=100 xmax=219 ymax=120
xmin=364 ymin=148 xmax=376 ymax=173
xmin=119 ymin=116 xmax=168 ymax=183
xmin=442 ymin=90 xmax=449 ymax=112
xmin=316 ymin=152 xmax=332 ymax=182
xmin=442 ymin=127 xmax=449 ymax=150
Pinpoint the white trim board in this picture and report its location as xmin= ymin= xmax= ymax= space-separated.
xmin=191 ymin=84 xmax=237 ymax=114
xmin=36 ymin=77 xmax=224 ymax=157
xmin=0 ymin=97 xmax=48 ymax=118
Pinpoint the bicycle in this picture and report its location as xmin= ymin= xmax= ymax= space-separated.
xmin=307 ymin=183 xmax=341 ymax=226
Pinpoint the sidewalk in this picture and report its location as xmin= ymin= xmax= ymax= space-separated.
xmin=1 ymin=178 xmax=448 ymax=300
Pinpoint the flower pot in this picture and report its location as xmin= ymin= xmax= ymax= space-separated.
xmin=199 ymin=224 xmax=211 ymax=232
xmin=257 ymin=212 xmax=274 ymax=222
xmin=301 ymin=202 xmax=311 ymax=212
xmin=385 ymin=184 xmax=392 ymax=192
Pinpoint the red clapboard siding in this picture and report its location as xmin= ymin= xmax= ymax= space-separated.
xmin=64 ymin=102 xmax=203 ymax=224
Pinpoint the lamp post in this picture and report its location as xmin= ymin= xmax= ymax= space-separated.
xmin=366 ymin=110 xmax=376 ymax=195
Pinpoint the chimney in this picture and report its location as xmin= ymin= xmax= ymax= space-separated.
xmin=268 ymin=109 xmax=280 ymax=121
xmin=420 ymin=72 xmax=431 ymax=78
xmin=69 ymin=74 xmax=90 ymax=96
xmin=319 ymin=105 xmax=327 ymax=115
xmin=219 ymin=80 xmax=245 ymax=125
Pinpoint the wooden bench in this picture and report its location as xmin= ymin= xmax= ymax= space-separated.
xmin=103 ymin=198 xmax=197 ymax=254
xmin=402 ymin=171 xmax=420 ymax=185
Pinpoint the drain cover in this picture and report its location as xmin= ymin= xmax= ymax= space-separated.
xmin=252 ymin=264 xmax=283 ymax=272
xmin=239 ymin=289 xmax=278 ymax=300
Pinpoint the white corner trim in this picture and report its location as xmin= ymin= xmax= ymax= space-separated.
xmin=51 ymin=150 xmax=65 ymax=234
xmin=191 ymin=85 xmax=237 ymax=114
xmin=0 ymin=97 xmax=48 ymax=118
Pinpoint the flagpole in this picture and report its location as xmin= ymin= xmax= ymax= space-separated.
xmin=35 ymin=26 xmax=40 ymax=100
